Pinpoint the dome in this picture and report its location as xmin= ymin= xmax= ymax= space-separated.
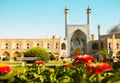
xmin=109 ymin=24 xmax=120 ymax=34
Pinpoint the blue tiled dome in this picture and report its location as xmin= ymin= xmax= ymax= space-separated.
xmin=109 ymin=24 xmax=120 ymax=34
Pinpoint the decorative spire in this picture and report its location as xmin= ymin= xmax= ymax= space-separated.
xmin=98 ymin=24 xmax=101 ymax=40
xmin=64 ymin=6 xmax=69 ymax=37
xmin=88 ymin=5 xmax=90 ymax=9
xmin=65 ymin=5 xmax=68 ymax=9
xmin=87 ymin=6 xmax=91 ymax=25
xmin=65 ymin=6 xmax=69 ymax=14
xmin=91 ymin=34 xmax=94 ymax=41
xmin=98 ymin=24 xmax=100 ymax=29
xmin=87 ymin=5 xmax=91 ymax=14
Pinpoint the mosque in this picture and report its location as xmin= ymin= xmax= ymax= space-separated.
xmin=0 ymin=6 xmax=120 ymax=61
xmin=65 ymin=6 xmax=120 ymax=59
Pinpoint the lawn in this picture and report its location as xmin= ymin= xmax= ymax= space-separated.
xmin=0 ymin=60 xmax=72 ymax=66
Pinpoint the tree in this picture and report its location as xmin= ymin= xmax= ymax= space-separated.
xmin=24 ymin=48 xmax=50 ymax=61
xmin=96 ymin=49 xmax=108 ymax=61
xmin=49 ymin=53 xmax=55 ymax=60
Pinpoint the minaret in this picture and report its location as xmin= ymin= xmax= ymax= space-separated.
xmin=91 ymin=34 xmax=94 ymax=41
xmin=98 ymin=24 xmax=100 ymax=40
xmin=87 ymin=6 xmax=91 ymax=25
xmin=87 ymin=6 xmax=91 ymax=54
xmin=64 ymin=6 xmax=69 ymax=38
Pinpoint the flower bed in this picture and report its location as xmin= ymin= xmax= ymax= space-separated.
xmin=1 ymin=55 xmax=120 ymax=83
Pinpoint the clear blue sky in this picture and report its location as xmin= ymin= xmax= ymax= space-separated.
xmin=0 ymin=0 xmax=120 ymax=39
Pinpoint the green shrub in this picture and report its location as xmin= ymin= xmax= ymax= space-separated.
xmin=24 ymin=48 xmax=50 ymax=62
xmin=2 ymin=57 xmax=10 ymax=61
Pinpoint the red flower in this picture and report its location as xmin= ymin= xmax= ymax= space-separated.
xmin=0 ymin=66 xmax=11 ymax=74
xmin=34 ymin=61 xmax=45 ymax=65
xmin=87 ymin=63 xmax=113 ymax=74
xmin=74 ymin=55 xmax=95 ymax=64
xmin=63 ymin=63 xmax=72 ymax=67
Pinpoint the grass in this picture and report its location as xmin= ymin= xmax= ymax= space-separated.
xmin=0 ymin=61 xmax=22 ymax=66
xmin=46 ymin=61 xmax=63 ymax=64
xmin=0 ymin=60 xmax=72 ymax=67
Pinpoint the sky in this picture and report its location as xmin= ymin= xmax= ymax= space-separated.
xmin=0 ymin=0 xmax=120 ymax=39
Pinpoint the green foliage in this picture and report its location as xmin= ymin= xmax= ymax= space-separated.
xmin=49 ymin=53 xmax=55 ymax=60
xmin=2 ymin=56 xmax=120 ymax=83
xmin=24 ymin=48 xmax=50 ymax=61
xmin=18 ymin=54 xmax=22 ymax=57
xmin=1 ymin=62 xmax=120 ymax=83
xmin=97 ymin=49 xmax=108 ymax=59
xmin=11 ymin=62 xmax=110 ymax=83
xmin=2 ymin=56 xmax=10 ymax=61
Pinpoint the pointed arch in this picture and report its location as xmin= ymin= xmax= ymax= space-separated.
xmin=70 ymin=29 xmax=87 ymax=56
xmin=92 ymin=43 xmax=98 ymax=50
xmin=2 ymin=51 xmax=10 ymax=61
xmin=2 ymin=51 xmax=10 ymax=57
xmin=101 ymin=42 xmax=104 ymax=49
xmin=13 ymin=51 xmax=21 ymax=61
xmin=13 ymin=51 xmax=21 ymax=57
xmin=116 ymin=51 xmax=120 ymax=56
xmin=61 ymin=43 xmax=66 ymax=50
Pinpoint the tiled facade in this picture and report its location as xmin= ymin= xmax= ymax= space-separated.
xmin=0 ymin=35 xmax=67 ymax=61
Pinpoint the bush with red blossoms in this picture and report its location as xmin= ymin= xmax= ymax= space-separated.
xmin=87 ymin=62 xmax=113 ymax=74
xmin=63 ymin=63 xmax=72 ymax=67
xmin=74 ymin=55 xmax=95 ymax=64
xmin=0 ymin=64 xmax=13 ymax=83
xmin=0 ymin=65 xmax=11 ymax=75
xmin=34 ymin=61 xmax=45 ymax=65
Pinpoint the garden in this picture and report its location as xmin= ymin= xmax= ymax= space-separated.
xmin=0 ymin=55 xmax=120 ymax=83
xmin=0 ymin=48 xmax=120 ymax=83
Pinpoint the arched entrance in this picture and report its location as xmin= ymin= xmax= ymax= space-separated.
xmin=116 ymin=51 xmax=120 ymax=56
xmin=13 ymin=51 xmax=21 ymax=61
xmin=70 ymin=30 xmax=87 ymax=57
xmin=2 ymin=51 xmax=10 ymax=61
xmin=61 ymin=43 xmax=66 ymax=50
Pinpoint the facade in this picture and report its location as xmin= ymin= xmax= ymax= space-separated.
xmin=65 ymin=6 xmax=91 ymax=57
xmin=64 ymin=6 xmax=120 ymax=58
xmin=90 ymin=24 xmax=120 ymax=58
xmin=0 ymin=35 xmax=67 ymax=61
xmin=67 ymin=25 xmax=89 ymax=57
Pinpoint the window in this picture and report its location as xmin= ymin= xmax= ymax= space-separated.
xmin=56 ymin=43 xmax=58 ymax=49
xmin=16 ymin=43 xmax=19 ymax=49
xmin=16 ymin=47 xmax=19 ymax=49
xmin=109 ymin=42 xmax=112 ymax=50
xmin=61 ymin=43 xmax=66 ymax=50
xmin=6 ymin=47 xmax=8 ymax=49
xmin=6 ymin=43 xmax=8 ymax=45
xmin=47 ymin=43 xmax=50 ymax=49
xmin=109 ymin=46 xmax=111 ymax=49
xmin=117 ymin=43 xmax=119 ymax=49
xmin=92 ymin=43 xmax=98 ymax=50
xmin=5 ymin=43 xmax=9 ymax=49
xmin=37 ymin=43 xmax=39 ymax=46
xmin=27 ymin=47 xmax=29 ymax=49
xmin=101 ymin=42 xmax=103 ymax=49
xmin=37 ymin=43 xmax=40 ymax=48
xmin=27 ymin=43 xmax=30 ymax=49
